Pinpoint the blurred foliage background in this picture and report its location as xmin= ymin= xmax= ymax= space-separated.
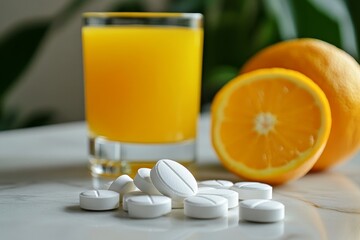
xmin=0 ymin=0 xmax=359 ymax=130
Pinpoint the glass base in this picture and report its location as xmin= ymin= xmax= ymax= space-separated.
xmin=88 ymin=136 xmax=196 ymax=178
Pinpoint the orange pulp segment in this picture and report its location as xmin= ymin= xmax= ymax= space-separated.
xmin=211 ymin=68 xmax=331 ymax=185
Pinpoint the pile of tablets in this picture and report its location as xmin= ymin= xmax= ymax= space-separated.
xmin=79 ymin=159 xmax=285 ymax=222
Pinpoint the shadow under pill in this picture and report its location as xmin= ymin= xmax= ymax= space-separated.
xmin=64 ymin=205 xmax=120 ymax=213
xmin=168 ymin=209 xmax=187 ymax=220
xmin=238 ymin=220 xmax=285 ymax=239
xmin=114 ymin=209 xmax=129 ymax=219
xmin=113 ymin=214 xmax=173 ymax=232
xmin=64 ymin=205 xmax=83 ymax=213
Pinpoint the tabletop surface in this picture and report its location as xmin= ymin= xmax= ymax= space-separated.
xmin=1 ymin=115 xmax=360 ymax=240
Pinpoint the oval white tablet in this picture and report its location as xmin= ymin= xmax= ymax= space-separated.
xmin=231 ymin=182 xmax=272 ymax=200
xmin=198 ymin=180 xmax=233 ymax=189
xmin=127 ymin=194 xmax=171 ymax=219
xmin=79 ymin=190 xmax=119 ymax=211
xmin=108 ymin=175 xmax=137 ymax=200
xmin=150 ymin=159 xmax=198 ymax=200
xmin=184 ymin=195 xmax=228 ymax=219
xmin=122 ymin=191 xmax=143 ymax=211
xmin=134 ymin=168 xmax=161 ymax=195
xmin=198 ymin=186 xmax=216 ymax=192
xmin=197 ymin=189 xmax=239 ymax=209
xmin=240 ymin=199 xmax=285 ymax=222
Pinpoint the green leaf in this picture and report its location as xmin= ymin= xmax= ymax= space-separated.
xmin=168 ymin=0 xmax=207 ymax=12
xmin=202 ymin=65 xmax=238 ymax=103
xmin=0 ymin=21 xmax=49 ymax=99
xmin=263 ymin=0 xmax=358 ymax=58
xmin=200 ymin=0 xmax=279 ymax=104
xmin=344 ymin=0 xmax=360 ymax=60
xmin=263 ymin=0 xmax=297 ymax=39
xmin=0 ymin=0 xmax=88 ymax=102
xmin=0 ymin=107 xmax=53 ymax=130
xmin=110 ymin=0 xmax=146 ymax=12
xmin=295 ymin=0 xmax=357 ymax=57
xmin=291 ymin=0 xmax=342 ymax=47
xmin=0 ymin=0 xmax=88 ymax=131
xmin=0 ymin=108 xmax=20 ymax=130
xmin=250 ymin=17 xmax=279 ymax=52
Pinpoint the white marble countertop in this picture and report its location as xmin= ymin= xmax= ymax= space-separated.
xmin=1 ymin=115 xmax=360 ymax=240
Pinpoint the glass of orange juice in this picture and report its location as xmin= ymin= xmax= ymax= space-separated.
xmin=82 ymin=12 xmax=203 ymax=177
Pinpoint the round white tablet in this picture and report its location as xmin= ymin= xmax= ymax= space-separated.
xmin=240 ymin=199 xmax=285 ymax=222
xmin=79 ymin=190 xmax=119 ymax=211
xmin=150 ymin=159 xmax=198 ymax=200
xmin=134 ymin=168 xmax=161 ymax=195
xmin=197 ymin=188 xmax=239 ymax=209
xmin=198 ymin=180 xmax=233 ymax=189
xmin=108 ymin=175 xmax=137 ymax=200
xmin=127 ymin=194 xmax=171 ymax=219
xmin=184 ymin=195 xmax=228 ymax=219
xmin=231 ymin=182 xmax=272 ymax=200
xmin=122 ymin=191 xmax=143 ymax=211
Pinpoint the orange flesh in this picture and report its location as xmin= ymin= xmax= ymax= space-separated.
xmin=218 ymin=77 xmax=322 ymax=169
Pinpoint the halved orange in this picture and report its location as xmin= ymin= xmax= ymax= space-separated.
xmin=211 ymin=68 xmax=331 ymax=185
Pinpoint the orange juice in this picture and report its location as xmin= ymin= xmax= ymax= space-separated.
xmin=82 ymin=26 xmax=203 ymax=143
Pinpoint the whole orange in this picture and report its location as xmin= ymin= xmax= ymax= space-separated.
xmin=241 ymin=38 xmax=360 ymax=171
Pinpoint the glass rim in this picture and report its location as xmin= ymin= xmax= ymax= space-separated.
xmin=82 ymin=12 xmax=203 ymax=19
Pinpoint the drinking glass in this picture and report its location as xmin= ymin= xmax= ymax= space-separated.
xmin=82 ymin=12 xmax=203 ymax=177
